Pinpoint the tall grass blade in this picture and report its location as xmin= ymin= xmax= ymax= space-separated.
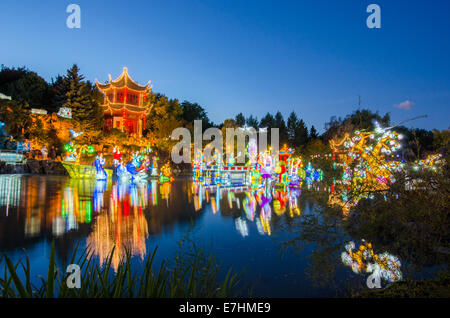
xmin=46 ymin=240 xmax=55 ymax=298
xmin=2 ymin=253 xmax=29 ymax=298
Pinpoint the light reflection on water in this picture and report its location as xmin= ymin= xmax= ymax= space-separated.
xmin=0 ymin=174 xmax=411 ymax=296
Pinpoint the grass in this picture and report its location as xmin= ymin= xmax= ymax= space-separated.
xmin=0 ymin=240 xmax=241 ymax=298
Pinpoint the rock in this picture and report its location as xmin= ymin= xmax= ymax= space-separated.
xmin=0 ymin=161 xmax=29 ymax=174
xmin=42 ymin=160 xmax=68 ymax=175
xmin=26 ymin=159 xmax=43 ymax=174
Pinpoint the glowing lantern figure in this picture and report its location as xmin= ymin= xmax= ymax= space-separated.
xmin=330 ymin=124 xmax=404 ymax=191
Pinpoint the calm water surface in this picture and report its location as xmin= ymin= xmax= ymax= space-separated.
xmin=0 ymin=174 xmax=436 ymax=297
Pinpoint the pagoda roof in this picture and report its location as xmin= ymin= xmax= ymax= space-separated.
xmin=95 ymin=67 xmax=152 ymax=92
xmin=102 ymin=102 xmax=151 ymax=116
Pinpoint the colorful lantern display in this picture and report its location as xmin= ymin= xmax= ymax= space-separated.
xmin=414 ymin=153 xmax=444 ymax=171
xmin=112 ymin=146 xmax=122 ymax=167
xmin=159 ymin=162 xmax=174 ymax=183
xmin=331 ymin=123 xmax=404 ymax=191
xmin=115 ymin=151 xmax=149 ymax=182
xmin=94 ymin=153 xmax=108 ymax=180
xmin=274 ymin=145 xmax=294 ymax=189
xmin=341 ymin=240 xmax=402 ymax=285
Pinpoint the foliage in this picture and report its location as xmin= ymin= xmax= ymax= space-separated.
xmin=309 ymin=125 xmax=319 ymax=140
xmin=274 ymin=111 xmax=288 ymax=146
xmin=287 ymin=111 xmax=308 ymax=147
xmin=0 ymin=100 xmax=32 ymax=140
xmin=299 ymin=138 xmax=330 ymax=157
xmin=234 ymin=113 xmax=245 ymax=127
xmin=323 ymin=109 xmax=390 ymax=142
xmin=345 ymin=165 xmax=450 ymax=270
xmin=0 ymin=65 xmax=52 ymax=111
xmin=246 ymin=115 xmax=258 ymax=128
xmin=181 ymin=100 xmax=213 ymax=134
xmin=146 ymin=93 xmax=183 ymax=151
xmin=63 ymin=64 xmax=104 ymax=131
xmin=101 ymin=128 xmax=128 ymax=145
xmin=392 ymin=126 xmax=436 ymax=160
xmin=259 ymin=112 xmax=275 ymax=129
xmin=0 ymin=240 xmax=241 ymax=298
xmin=51 ymin=75 xmax=70 ymax=113
xmin=432 ymin=129 xmax=450 ymax=153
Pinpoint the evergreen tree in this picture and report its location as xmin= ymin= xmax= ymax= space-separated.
xmin=235 ymin=113 xmax=246 ymax=127
xmin=309 ymin=125 xmax=319 ymax=139
xmin=86 ymin=80 xmax=105 ymax=130
xmin=297 ymin=119 xmax=308 ymax=145
xmin=246 ymin=115 xmax=258 ymax=128
xmin=259 ymin=112 xmax=276 ymax=146
xmin=259 ymin=112 xmax=275 ymax=129
xmin=51 ymin=75 xmax=70 ymax=112
xmin=286 ymin=112 xmax=309 ymax=147
xmin=63 ymin=64 xmax=101 ymax=130
xmin=274 ymin=111 xmax=288 ymax=146
xmin=181 ymin=101 xmax=212 ymax=133
xmin=287 ymin=111 xmax=299 ymax=146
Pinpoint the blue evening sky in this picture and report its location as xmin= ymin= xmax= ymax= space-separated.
xmin=0 ymin=0 xmax=449 ymax=132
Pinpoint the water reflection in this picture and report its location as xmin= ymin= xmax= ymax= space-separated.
xmin=0 ymin=175 xmax=171 ymax=268
xmin=0 ymin=175 xmax=423 ymax=295
xmin=87 ymin=180 xmax=150 ymax=271
xmin=189 ymin=181 xmax=304 ymax=237
xmin=61 ymin=179 xmax=96 ymax=232
xmin=341 ymin=240 xmax=402 ymax=286
xmin=0 ymin=175 xmax=69 ymax=240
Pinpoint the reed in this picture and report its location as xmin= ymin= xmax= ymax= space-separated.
xmin=0 ymin=240 xmax=240 ymax=298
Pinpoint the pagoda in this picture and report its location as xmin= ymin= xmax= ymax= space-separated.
xmin=96 ymin=67 xmax=152 ymax=136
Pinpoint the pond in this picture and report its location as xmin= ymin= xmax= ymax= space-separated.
xmin=0 ymin=174 xmax=439 ymax=297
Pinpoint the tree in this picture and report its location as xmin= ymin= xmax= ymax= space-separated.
xmin=432 ymin=129 xmax=450 ymax=153
xmin=286 ymin=112 xmax=308 ymax=148
xmin=246 ymin=115 xmax=258 ymax=128
xmin=221 ymin=118 xmax=238 ymax=159
xmin=259 ymin=113 xmax=275 ymax=127
xmin=310 ymin=125 xmax=319 ymax=140
xmin=234 ymin=113 xmax=245 ymax=127
xmin=274 ymin=111 xmax=288 ymax=146
xmin=394 ymin=126 xmax=436 ymax=160
xmin=51 ymin=75 xmax=70 ymax=113
xmin=181 ymin=101 xmax=213 ymax=134
xmin=86 ymin=80 xmax=105 ymax=130
xmin=221 ymin=118 xmax=238 ymax=132
xmin=0 ymin=65 xmax=52 ymax=111
xmin=410 ymin=128 xmax=434 ymax=159
xmin=287 ymin=112 xmax=299 ymax=144
xmin=63 ymin=64 xmax=103 ymax=130
xmin=146 ymin=93 xmax=183 ymax=150
xmin=323 ymin=109 xmax=390 ymax=142
xmin=259 ymin=113 xmax=276 ymax=146
xmin=0 ymin=100 xmax=32 ymax=140
xmin=297 ymin=119 xmax=308 ymax=146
